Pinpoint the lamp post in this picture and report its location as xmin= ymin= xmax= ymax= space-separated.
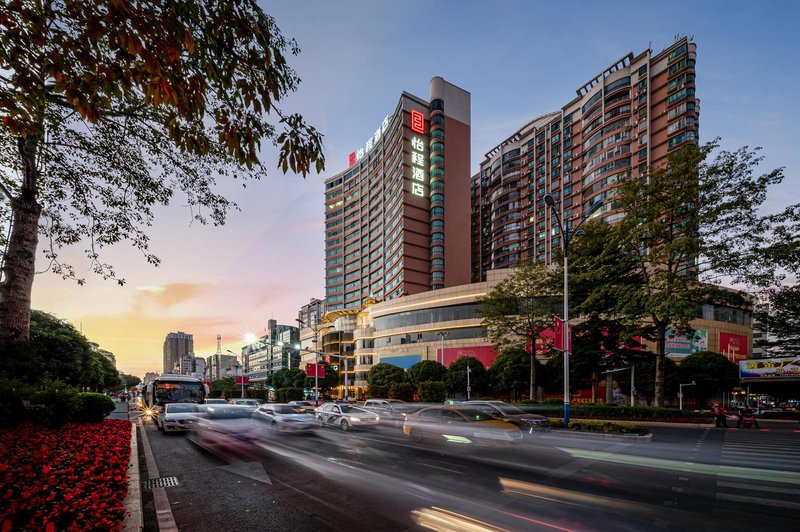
xmin=466 ymin=363 xmax=472 ymax=401
xmin=545 ymin=193 xmax=604 ymax=426
xmin=438 ymin=331 xmax=449 ymax=366
xmin=226 ymin=349 xmax=245 ymax=398
xmin=679 ymin=381 xmax=696 ymax=411
xmin=297 ymin=318 xmax=323 ymax=405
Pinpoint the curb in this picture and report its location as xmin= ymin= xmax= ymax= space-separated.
xmin=123 ymin=423 xmax=143 ymax=532
xmin=544 ymin=429 xmax=654 ymax=443
xmin=138 ymin=418 xmax=179 ymax=532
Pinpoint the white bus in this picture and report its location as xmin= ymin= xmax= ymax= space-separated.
xmin=143 ymin=374 xmax=209 ymax=414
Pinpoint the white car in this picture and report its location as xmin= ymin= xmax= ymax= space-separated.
xmin=253 ymin=403 xmax=320 ymax=433
xmin=155 ymin=403 xmax=201 ymax=432
xmin=315 ymin=403 xmax=380 ymax=431
xmin=188 ymin=405 xmax=263 ymax=454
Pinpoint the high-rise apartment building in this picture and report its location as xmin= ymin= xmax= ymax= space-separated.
xmin=324 ymin=77 xmax=471 ymax=311
xmin=471 ymin=38 xmax=698 ymax=280
xmin=163 ymin=331 xmax=193 ymax=374
xmin=243 ymin=319 xmax=300 ymax=383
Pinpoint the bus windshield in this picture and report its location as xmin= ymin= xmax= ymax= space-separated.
xmin=153 ymin=381 xmax=204 ymax=405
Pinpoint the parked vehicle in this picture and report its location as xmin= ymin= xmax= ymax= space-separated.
xmin=155 ymin=403 xmax=201 ymax=433
xmin=204 ymin=398 xmax=230 ymax=405
xmin=462 ymin=401 xmax=551 ymax=434
xmin=403 ymin=406 xmax=523 ymax=446
xmin=315 ymin=403 xmax=380 ymax=431
xmin=253 ymin=403 xmax=320 ymax=433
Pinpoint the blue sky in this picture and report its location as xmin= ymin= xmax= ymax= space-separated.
xmin=33 ymin=0 xmax=800 ymax=376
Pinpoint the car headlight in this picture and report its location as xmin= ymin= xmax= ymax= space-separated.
xmin=375 ymin=417 xmax=380 ymax=422
xmin=349 ymin=416 xmax=361 ymax=422
xmin=145 ymin=409 xmax=155 ymax=416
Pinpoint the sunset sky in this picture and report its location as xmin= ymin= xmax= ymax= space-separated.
xmin=30 ymin=0 xmax=800 ymax=378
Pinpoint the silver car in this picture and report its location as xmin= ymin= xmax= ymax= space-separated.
xmin=253 ymin=403 xmax=320 ymax=433
xmin=189 ymin=405 xmax=263 ymax=454
xmin=315 ymin=403 xmax=380 ymax=431
xmin=155 ymin=403 xmax=201 ymax=432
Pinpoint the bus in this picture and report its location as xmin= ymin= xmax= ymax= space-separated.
xmin=143 ymin=374 xmax=209 ymax=414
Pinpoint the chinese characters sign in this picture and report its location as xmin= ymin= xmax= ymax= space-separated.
xmin=349 ymin=115 xmax=390 ymax=166
xmin=410 ymin=109 xmax=425 ymax=134
xmin=665 ymin=326 xmax=708 ymax=359
xmin=719 ymin=332 xmax=749 ymax=362
xmin=740 ymin=357 xmax=800 ymax=381
xmin=410 ymin=134 xmax=426 ymax=197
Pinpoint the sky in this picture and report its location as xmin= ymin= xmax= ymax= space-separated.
xmin=29 ymin=0 xmax=800 ymax=378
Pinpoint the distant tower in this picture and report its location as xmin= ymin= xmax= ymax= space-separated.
xmin=216 ymin=334 xmax=222 ymax=355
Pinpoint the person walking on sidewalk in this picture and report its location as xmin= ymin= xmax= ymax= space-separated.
xmin=712 ymin=401 xmax=728 ymax=428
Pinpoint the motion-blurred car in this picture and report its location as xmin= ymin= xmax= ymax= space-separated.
xmin=288 ymin=400 xmax=317 ymax=411
xmin=204 ymin=398 xmax=229 ymax=405
xmin=362 ymin=399 xmax=415 ymax=426
xmin=229 ymin=399 xmax=260 ymax=408
xmin=463 ymin=401 xmax=551 ymax=434
xmin=155 ymin=403 xmax=201 ymax=432
xmin=189 ymin=405 xmax=263 ymax=454
xmin=403 ymin=407 xmax=523 ymax=446
xmin=253 ymin=403 xmax=320 ymax=433
xmin=315 ymin=403 xmax=380 ymax=431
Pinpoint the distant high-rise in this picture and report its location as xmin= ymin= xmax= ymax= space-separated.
xmin=471 ymin=38 xmax=698 ymax=280
xmin=163 ymin=331 xmax=193 ymax=374
xmin=323 ymin=77 xmax=471 ymax=310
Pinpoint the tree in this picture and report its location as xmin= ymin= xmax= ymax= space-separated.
xmin=477 ymin=263 xmax=560 ymax=400
xmin=210 ymin=377 xmax=236 ymax=397
xmin=488 ymin=347 xmax=532 ymax=401
xmin=0 ymin=1 xmax=325 ymax=346
xmin=406 ymin=360 xmax=446 ymax=387
xmin=754 ymin=284 xmax=800 ymax=355
xmin=120 ymin=373 xmax=142 ymax=389
xmin=272 ymin=368 xmax=304 ymax=389
xmin=605 ymin=141 xmax=796 ymax=406
xmin=367 ymin=363 xmax=406 ymax=387
xmin=679 ymin=351 xmax=740 ymax=407
xmin=444 ymin=356 xmax=487 ymax=397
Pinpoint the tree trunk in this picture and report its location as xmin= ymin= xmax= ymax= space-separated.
xmin=0 ymin=135 xmax=42 ymax=347
xmin=591 ymin=370 xmax=598 ymax=403
xmin=654 ymin=326 xmax=667 ymax=407
xmin=529 ymin=348 xmax=537 ymax=400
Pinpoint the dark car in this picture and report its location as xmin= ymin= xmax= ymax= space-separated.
xmin=462 ymin=401 xmax=551 ymax=434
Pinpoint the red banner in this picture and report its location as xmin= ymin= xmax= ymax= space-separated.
xmin=437 ymin=346 xmax=498 ymax=368
xmin=719 ymin=332 xmax=749 ymax=362
xmin=305 ymin=363 xmax=325 ymax=378
xmin=553 ymin=317 xmax=571 ymax=351
xmin=235 ymin=376 xmax=250 ymax=385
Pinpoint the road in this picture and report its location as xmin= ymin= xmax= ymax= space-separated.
xmin=135 ymin=412 xmax=799 ymax=531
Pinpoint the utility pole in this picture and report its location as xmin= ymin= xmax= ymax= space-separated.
xmin=466 ymin=363 xmax=472 ymax=401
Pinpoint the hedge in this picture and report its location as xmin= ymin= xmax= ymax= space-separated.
xmin=549 ymin=418 xmax=649 ymax=435
xmin=276 ymin=387 xmax=304 ymax=403
xmin=524 ymin=404 xmax=683 ymax=419
xmin=72 ymin=393 xmax=116 ymax=423
xmin=367 ymin=384 xmax=389 ymax=399
xmin=390 ymin=383 xmax=414 ymax=402
xmin=418 ymin=381 xmax=446 ymax=403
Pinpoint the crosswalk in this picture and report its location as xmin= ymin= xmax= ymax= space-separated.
xmin=714 ymin=430 xmax=800 ymax=516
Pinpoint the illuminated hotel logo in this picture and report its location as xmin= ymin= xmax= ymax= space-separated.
xmin=410 ymin=135 xmax=426 ymax=197
xmin=410 ymin=109 xmax=425 ymax=134
xmin=349 ymin=115 xmax=390 ymax=166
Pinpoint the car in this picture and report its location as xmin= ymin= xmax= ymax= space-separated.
xmin=204 ymin=398 xmax=229 ymax=405
xmin=253 ymin=403 xmax=320 ymax=433
xmin=362 ymin=399 xmax=416 ymax=426
xmin=155 ymin=403 xmax=201 ymax=432
xmin=188 ymin=404 xmax=263 ymax=455
xmin=315 ymin=403 xmax=380 ymax=431
xmin=402 ymin=406 xmax=523 ymax=446
xmin=229 ymin=399 xmax=260 ymax=407
xmin=288 ymin=400 xmax=317 ymax=411
xmin=462 ymin=401 xmax=551 ymax=434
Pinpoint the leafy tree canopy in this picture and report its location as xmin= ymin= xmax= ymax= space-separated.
xmin=679 ymin=351 xmax=740 ymax=405
xmin=0 ymin=0 xmax=325 ymax=344
xmin=305 ymin=362 xmax=339 ymax=391
xmin=444 ymin=356 xmax=487 ymax=396
xmin=488 ymin=347 xmax=531 ymax=398
xmin=366 ymin=363 xmax=406 ymax=387
xmin=406 ymin=360 xmax=446 ymax=387
xmin=754 ymin=284 xmax=800 ymax=355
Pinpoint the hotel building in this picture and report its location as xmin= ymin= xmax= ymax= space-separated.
xmin=323 ymin=77 xmax=471 ymax=311
xmin=471 ymin=38 xmax=698 ymax=280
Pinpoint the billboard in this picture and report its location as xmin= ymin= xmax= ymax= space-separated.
xmin=719 ymin=332 xmax=749 ymax=362
xmin=437 ymin=346 xmax=498 ymax=368
xmin=740 ymin=357 xmax=800 ymax=381
xmin=381 ymin=353 xmax=422 ymax=370
xmin=665 ymin=326 xmax=708 ymax=359
xmin=305 ymin=363 xmax=325 ymax=378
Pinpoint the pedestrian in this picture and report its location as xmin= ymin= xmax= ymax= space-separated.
xmin=712 ymin=401 xmax=728 ymax=428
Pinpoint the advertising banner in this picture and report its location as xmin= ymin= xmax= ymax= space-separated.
xmin=740 ymin=357 xmax=800 ymax=381
xmin=305 ymin=363 xmax=325 ymax=378
xmin=235 ymin=376 xmax=250 ymax=385
xmin=381 ymin=354 xmax=422 ymax=370
xmin=665 ymin=326 xmax=708 ymax=359
xmin=438 ymin=345 xmax=498 ymax=368
xmin=719 ymin=332 xmax=749 ymax=362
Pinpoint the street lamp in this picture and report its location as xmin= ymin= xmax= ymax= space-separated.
xmin=437 ymin=331 xmax=449 ymax=366
xmin=466 ymin=363 xmax=472 ymax=401
xmin=297 ymin=318 xmax=324 ymax=405
xmin=545 ymin=193 xmax=604 ymax=426
xmin=226 ymin=349 xmax=245 ymax=398
xmin=679 ymin=381 xmax=696 ymax=411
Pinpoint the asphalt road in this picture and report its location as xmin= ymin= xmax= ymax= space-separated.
xmin=136 ymin=412 xmax=800 ymax=531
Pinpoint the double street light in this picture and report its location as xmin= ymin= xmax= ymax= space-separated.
xmin=544 ymin=193 xmax=604 ymax=426
xmin=225 ymin=349 xmax=246 ymax=398
xmin=297 ymin=318 xmax=352 ymax=405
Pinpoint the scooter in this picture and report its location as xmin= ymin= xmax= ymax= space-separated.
xmin=737 ymin=409 xmax=759 ymax=429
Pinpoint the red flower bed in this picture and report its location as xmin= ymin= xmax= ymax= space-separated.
xmin=0 ymin=420 xmax=131 ymax=531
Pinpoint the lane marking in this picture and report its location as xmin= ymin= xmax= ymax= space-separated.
xmin=717 ymin=481 xmax=800 ymax=495
xmin=716 ymin=492 xmax=800 ymax=510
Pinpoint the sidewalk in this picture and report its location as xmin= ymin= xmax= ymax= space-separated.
xmin=108 ymin=399 xmax=131 ymax=420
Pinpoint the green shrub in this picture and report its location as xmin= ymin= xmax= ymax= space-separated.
xmin=478 ymin=396 xmax=494 ymax=401
xmin=276 ymin=387 xmax=304 ymax=403
xmin=72 ymin=393 xmax=116 ymax=423
xmin=548 ymin=418 xmax=648 ymax=435
xmin=249 ymin=389 xmax=268 ymax=400
xmin=28 ymin=380 xmax=78 ymax=426
xmin=390 ymin=382 xmax=414 ymax=402
xmin=0 ymin=379 xmax=32 ymax=427
xmin=418 ymin=381 xmax=446 ymax=403
xmin=367 ymin=384 xmax=389 ymax=399
xmin=525 ymin=404 xmax=681 ymax=419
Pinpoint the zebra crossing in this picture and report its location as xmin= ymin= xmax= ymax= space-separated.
xmin=714 ymin=430 xmax=800 ymax=516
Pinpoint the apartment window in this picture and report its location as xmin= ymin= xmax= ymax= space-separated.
xmin=667 ymin=88 xmax=695 ymax=105
xmin=431 ymin=245 xmax=444 ymax=255
xmin=638 ymin=148 xmax=647 ymax=159
xmin=637 ymin=79 xmax=647 ymax=91
xmin=638 ymin=64 xmax=648 ymax=76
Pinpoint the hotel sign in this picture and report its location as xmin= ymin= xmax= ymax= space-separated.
xmin=349 ymin=115 xmax=390 ymax=166
xmin=409 ymin=109 xmax=427 ymax=197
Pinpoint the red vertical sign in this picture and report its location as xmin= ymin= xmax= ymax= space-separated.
xmin=305 ymin=363 xmax=325 ymax=378
xmin=348 ymin=152 xmax=356 ymax=166
xmin=410 ymin=109 xmax=425 ymax=134
xmin=719 ymin=332 xmax=749 ymax=362
xmin=553 ymin=317 xmax=571 ymax=351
